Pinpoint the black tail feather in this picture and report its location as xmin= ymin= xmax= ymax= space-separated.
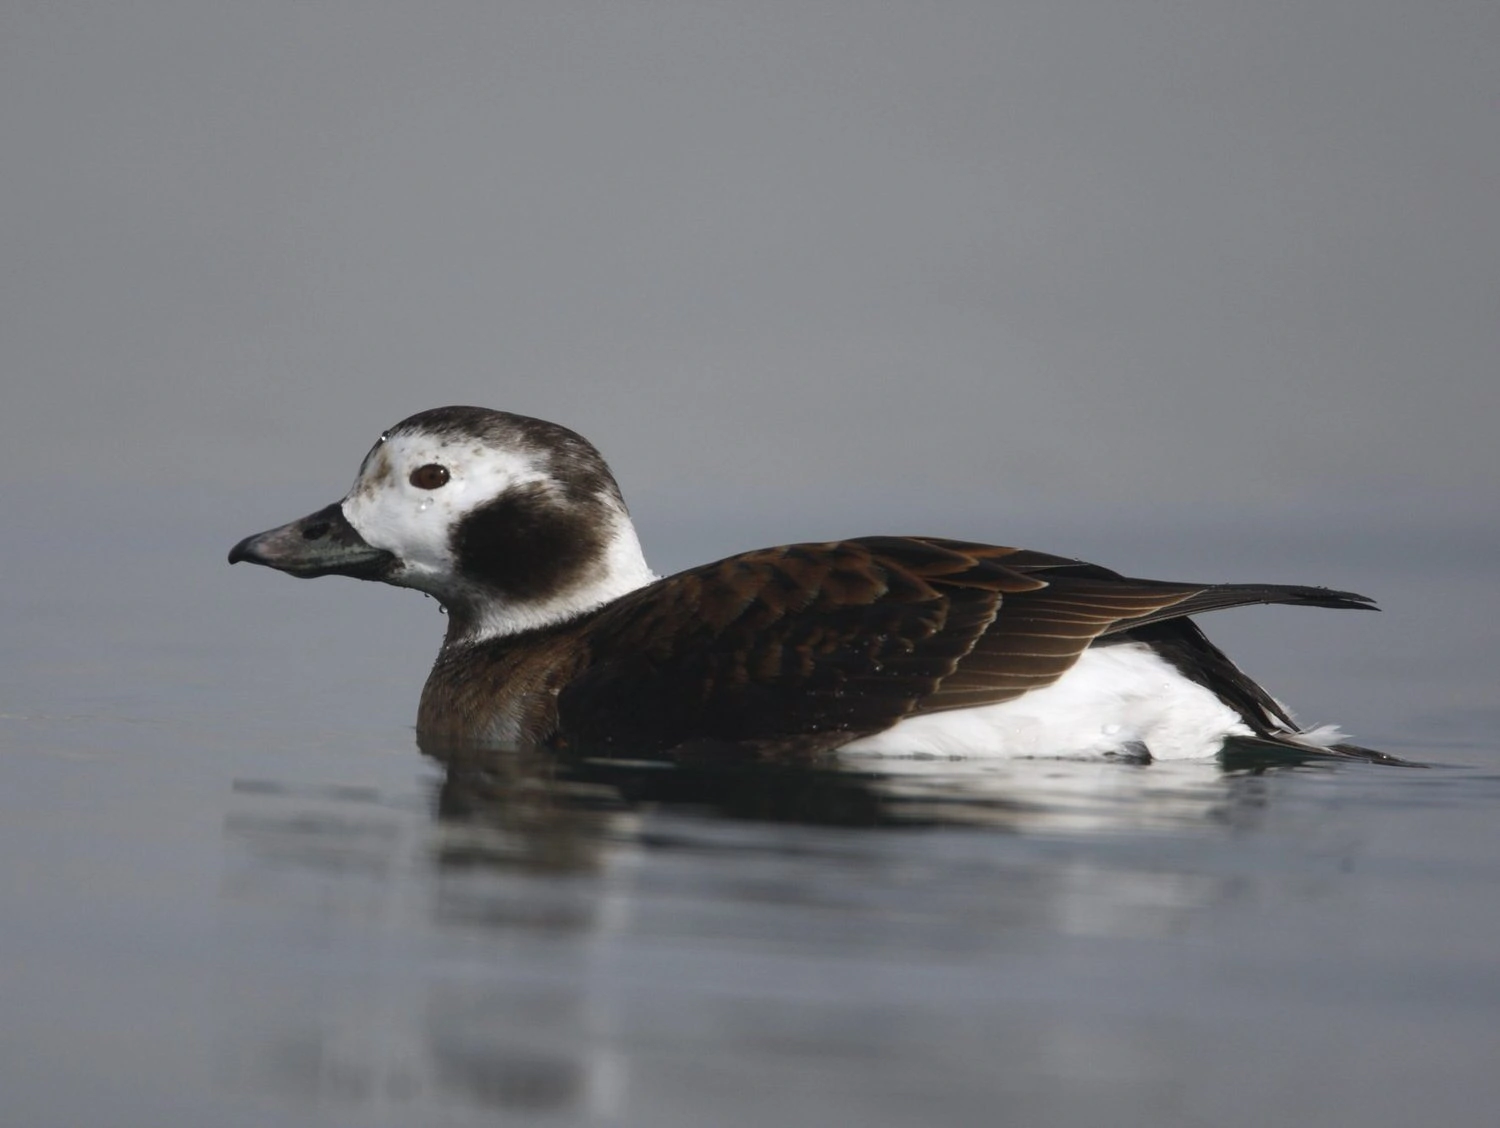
xmin=1221 ymin=734 xmax=1419 ymax=768
xmin=1105 ymin=616 xmax=1300 ymax=733
xmin=1105 ymin=616 xmax=1417 ymax=766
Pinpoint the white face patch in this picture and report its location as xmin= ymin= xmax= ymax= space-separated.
xmin=333 ymin=416 xmax=659 ymax=642
xmin=340 ymin=430 xmax=548 ymax=596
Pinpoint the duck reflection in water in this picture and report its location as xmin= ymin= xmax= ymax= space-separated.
xmin=221 ymin=726 xmax=1383 ymax=1122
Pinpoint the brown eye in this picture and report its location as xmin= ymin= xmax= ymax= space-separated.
xmin=409 ymin=463 xmax=450 ymax=490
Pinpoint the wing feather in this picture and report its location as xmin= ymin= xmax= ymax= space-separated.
xmin=555 ymin=536 xmax=1375 ymax=756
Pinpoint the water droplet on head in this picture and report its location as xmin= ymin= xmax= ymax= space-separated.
xmin=1102 ymin=722 xmax=1122 ymax=735
xmin=417 ymin=497 xmax=434 ymax=512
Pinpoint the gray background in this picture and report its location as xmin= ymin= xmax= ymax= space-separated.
xmin=3 ymin=8 xmax=1499 ymax=1127
xmin=5 ymin=1 xmax=1496 ymax=538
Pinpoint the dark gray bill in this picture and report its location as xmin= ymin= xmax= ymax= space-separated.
xmin=228 ymin=502 xmax=396 ymax=580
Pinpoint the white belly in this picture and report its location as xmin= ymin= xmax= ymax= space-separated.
xmin=838 ymin=642 xmax=1256 ymax=760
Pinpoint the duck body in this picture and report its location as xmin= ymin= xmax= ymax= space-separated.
xmin=230 ymin=406 xmax=1397 ymax=764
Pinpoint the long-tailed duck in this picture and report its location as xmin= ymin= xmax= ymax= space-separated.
xmin=229 ymin=406 xmax=1399 ymax=764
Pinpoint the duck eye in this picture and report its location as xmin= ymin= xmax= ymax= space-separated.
xmin=409 ymin=463 xmax=450 ymax=490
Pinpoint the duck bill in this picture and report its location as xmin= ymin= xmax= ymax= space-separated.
xmin=228 ymin=502 xmax=396 ymax=580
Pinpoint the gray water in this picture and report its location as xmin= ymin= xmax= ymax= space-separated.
xmin=3 ymin=488 xmax=1498 ymax=1128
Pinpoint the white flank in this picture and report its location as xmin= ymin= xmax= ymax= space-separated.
xmin=839 ymin=642 xmax=1257 ymax=760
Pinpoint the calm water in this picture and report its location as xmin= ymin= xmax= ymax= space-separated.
xmin=3 ymin=489 xmax=1497 ymax=1127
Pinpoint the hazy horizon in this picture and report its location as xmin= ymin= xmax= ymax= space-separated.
xmin=3 ymin=2 xmax=1496 ymax=540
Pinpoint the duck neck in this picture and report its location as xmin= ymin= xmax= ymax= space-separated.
xmin=438 ymin=515 xmax=657 ymax=650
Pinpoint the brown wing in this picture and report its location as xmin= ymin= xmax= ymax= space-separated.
xmin=555 ymin=536 xmax=1375 ymax=758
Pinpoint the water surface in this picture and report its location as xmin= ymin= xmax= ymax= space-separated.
xmin=2 ymin=489 xmax=1496 ymax=1127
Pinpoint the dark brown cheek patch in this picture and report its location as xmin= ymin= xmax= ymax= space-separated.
xmin=451 ymin=483 xmax=606 ymax=601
